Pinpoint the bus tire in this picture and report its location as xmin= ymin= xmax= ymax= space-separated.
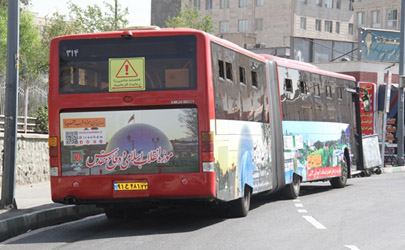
xmin=228 ymin=185 xmax=251 ymax=217
xmin=283 ymin=174 xmax=301 ymax=199
xmin=330 ymin=160 xmax=348 ymax=188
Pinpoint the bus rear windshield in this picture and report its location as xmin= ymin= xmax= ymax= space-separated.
xmin=59 ymin=35 xmax=197 ymax=94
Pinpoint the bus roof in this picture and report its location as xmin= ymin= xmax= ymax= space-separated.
xmin=261 ymin=54 xmax=356 ymax=82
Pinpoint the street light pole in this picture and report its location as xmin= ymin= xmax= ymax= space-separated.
xmin=1 ymin=0 xmax=19 ymax=209
xmin=397 ymin=0 xmax=405 ymax=165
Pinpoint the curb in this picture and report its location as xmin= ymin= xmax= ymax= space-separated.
xmin=0 ymin=205 xmax=103 ymax=242
xmin=382 ymin=166 xmax=405 ymax=173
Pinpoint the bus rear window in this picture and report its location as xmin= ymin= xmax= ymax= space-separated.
xmin=59 ymin=35 xmax=197 ymax=94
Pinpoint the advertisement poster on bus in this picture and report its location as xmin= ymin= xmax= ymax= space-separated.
xmin=213 ymin=120 xmax=272 ymax=201
xmin=359 ymin=82 xmax=376 ymax=135
xmin=59 ymin=108 xmax=199 ymax=176
xmin=283 ymin=121 xmax=350 ymax=182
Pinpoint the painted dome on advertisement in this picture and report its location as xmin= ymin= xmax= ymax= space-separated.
xmin=106 ymin=123 xmax=173 ymax=155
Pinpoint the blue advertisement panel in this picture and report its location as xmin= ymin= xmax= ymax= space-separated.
xmin=361 ymin=28 xmax=400 ymax=62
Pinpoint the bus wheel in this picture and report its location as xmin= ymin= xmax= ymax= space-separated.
xmin=228 ymin=185 xmax=251 ymax=217
xmin=283 ymin=174 xmax=301 ymax=199
xmin=330 ymin=160 xmax=348 ymax=188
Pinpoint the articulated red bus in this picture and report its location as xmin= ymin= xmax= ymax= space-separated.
xmin=48 ymin=27 xmax=362 ymax=217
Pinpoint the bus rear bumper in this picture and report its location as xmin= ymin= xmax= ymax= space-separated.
xmin=51 ymin=172 xmax=216 ymax=205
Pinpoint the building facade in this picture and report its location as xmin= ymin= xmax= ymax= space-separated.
xmin=353 ymin=0 xmax=401 ymax=32
xmin=151 ymin=0 xmax=357 ymax=61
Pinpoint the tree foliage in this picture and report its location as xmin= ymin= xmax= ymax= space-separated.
xmin=0 ymin=6 xmax=47 ymax=85
xmin=67 ymin=0 xmax=129 ymax=34
xmin=34 ymin=105 xmax=48 ymax=134
xmin=165 ymin=4 xmax=213 ymax=33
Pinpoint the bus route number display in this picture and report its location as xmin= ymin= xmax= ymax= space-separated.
xmin=109 ymin=57 xmax=145 ymax=92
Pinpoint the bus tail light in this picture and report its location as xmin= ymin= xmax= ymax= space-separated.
xmin=202 ymin=131 xmax=214 ymax=172
xmin=48 ymin=136 xmax=59 ymax=176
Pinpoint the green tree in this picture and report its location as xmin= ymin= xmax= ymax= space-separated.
xmin=165 ymin=4 xmax=213 ymax=33
xmin=67 ymin=0 xmax=129 ymax=34
xmin=0 ymin=6 xmax=47 ymax=85
xmin=34 ymin=105 xmax=48 ymax=134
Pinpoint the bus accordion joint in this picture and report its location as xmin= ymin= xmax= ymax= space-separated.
xmin=48 ymin=136 xmax=59 ymax=177
xmin=202 ymin=131 xmax=215 ymax=172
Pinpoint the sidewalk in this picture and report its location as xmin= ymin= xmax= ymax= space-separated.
xmin=0 ymin=181 xmax=103 ymax=242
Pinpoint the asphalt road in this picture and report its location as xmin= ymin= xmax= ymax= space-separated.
xmin=1 ymin=172 xmax=404 ymax=250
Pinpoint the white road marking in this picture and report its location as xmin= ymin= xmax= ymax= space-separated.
xmin=344 ymin=245 xmax=361 ymax=250
xmin=303 ymin=215 xmax=327 ymax=229
xmin=295 ymin=203 xmax=304 ymax=208
xmin=297 ymin=209 xmax=308 ymax=213
xmin=293 ymin=199 xmax=301 ymax=202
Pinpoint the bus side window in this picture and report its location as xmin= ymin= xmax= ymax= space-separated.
xmin=314 ymin=83 xmax=320 ymax=97
xmin=239 ymin=66 xmax=246 ymax=85
xmin=226 ymin=62 xmax=233 ymax=81
xmin=326 ymin=85 xmax=332 ymax=99
xmin=337 ymin=87 xmax=343 ymax=100
xmin=251 ymin=71 xmax=258 ymax=88
xmin=299 ymin=80 xmax=307 ymax=94
xmin=285 ymin=78 xmax=293 ymax=92
xmin=218 ymin=60 xmax=225 ymax=79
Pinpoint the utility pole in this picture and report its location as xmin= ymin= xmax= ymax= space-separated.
xmin=1 ymin=0 xmax=19 ymax=209
xmin=397 ymin=0 xmax=405 ymax=165
xmin=114 ymin=0 xmax=118 ymax=30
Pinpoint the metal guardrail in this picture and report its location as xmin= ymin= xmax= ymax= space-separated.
xmin=0 ymin=115 xmax=36 ymax=133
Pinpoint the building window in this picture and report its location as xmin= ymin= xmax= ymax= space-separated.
xmin=336 ymin=0 xmax=341 ymax=9
xmin=316 ymin=0 xmax=322 ymax=7
xmin=238 ymin=19 xmax=249 ymax=32
xmin=348 ymin=23 xmax=353 ymax=35
xmin=335 ymin=22 xmax=340 ymax=33
xmin=372 ymin=10 xmax=381 ymax=28
xmin=206 ymin=0 xmax=212 ymax=10
xmin=301 ymin=0 xmax=307 ymax=4
xmin=325 ymin=0 xmax=333 ymax=8
xmin=255 ymin=18 xmax=263 ymax=31
xmin=239 ymin=0 xmax=248 ymax=8
xmin=220 ymin=21 xmax=229 ymax=33
xmin=220 ymin=0 xmax=230 ymax=9
xmin=325 ymin=20 xmax=332 ymax=33
xmin=300 ymin=17 xmax=307 ymax=30
xmin=315 ymin=19 xmax=321 ymax=31
xmin=256 ymin=0 xmax=264 ymax=6
xmin=194 ymin=0 xmax=201 ymax=10
xmin=349 ymin=0 xmax=354 ymax=11
xmin=387 ymin=9 xmax=398 ymax=29
xmin=357 ymin=11 xmax=365 ymax=28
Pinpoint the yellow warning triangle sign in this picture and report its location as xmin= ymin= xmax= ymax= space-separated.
xmin=116 ymin=60 xmax=138 ymax=78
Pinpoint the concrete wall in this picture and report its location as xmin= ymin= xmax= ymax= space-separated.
xmin=0 ymin=133 xmax=49 ymax=186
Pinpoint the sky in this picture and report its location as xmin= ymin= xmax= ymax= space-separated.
xmin=28 ymin=0 xmax=151 ymax=26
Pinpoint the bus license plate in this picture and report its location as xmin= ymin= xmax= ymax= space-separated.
xmin=114 ymin=182 xmax=148 ymax=191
